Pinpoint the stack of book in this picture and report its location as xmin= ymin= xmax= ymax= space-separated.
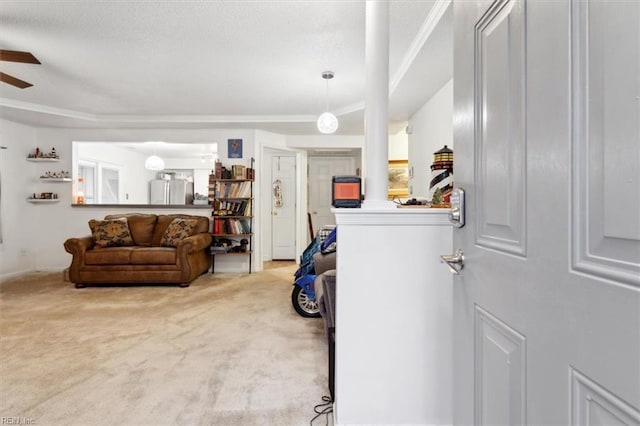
xmin=213 ymin=218 xmax=251 ymax=235
xmin=213 ymin=199 xmax=251 ymax=216
xmin=215 ymin=181 xmax=252 ymax=198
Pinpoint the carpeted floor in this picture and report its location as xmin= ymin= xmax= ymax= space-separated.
xmin=0 ymin=263 xmax=333 ymax=426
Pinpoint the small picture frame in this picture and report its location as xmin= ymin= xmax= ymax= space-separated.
xmin=388 ymin=160 xmax=409 ymax=199
xmin=228 ymin=139 xmax=243 ymax=159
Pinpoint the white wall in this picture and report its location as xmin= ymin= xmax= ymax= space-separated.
xmin=408 ymin=78 xmax=453 ymax=198
xmin=0 ymin=120 xmax=38 ymax=278
xmin=388 ymin=128 xmax=408 ymax=161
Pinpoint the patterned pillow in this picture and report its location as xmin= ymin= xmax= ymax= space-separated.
xmin=161 ymin=218 xmax=198 ymax=247
xmin=89 ymin=218 xmax=134 ymax=247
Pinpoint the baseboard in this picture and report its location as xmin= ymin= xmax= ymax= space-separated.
xmin=0 ymin=269 xmax=34 ymax=283
xmin=0 ymin=267 xmax=66 ymax=283
xmin=35 ymin=267 xmax=66 ymax=273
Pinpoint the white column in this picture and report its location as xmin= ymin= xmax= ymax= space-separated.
xmin=363 ymin=0 xmax=393 ymax=208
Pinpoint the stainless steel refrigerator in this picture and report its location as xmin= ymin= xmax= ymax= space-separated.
xmin=149 ymin=179 xmax=193 ymax=205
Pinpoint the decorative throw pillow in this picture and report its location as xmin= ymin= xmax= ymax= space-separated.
xmin=161 ymin=218 xmax=198 ymax=247
xmin=89 ymin=218 xmax=134 ymax=247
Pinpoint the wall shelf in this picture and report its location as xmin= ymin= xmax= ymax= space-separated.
xmin=27 ymin=151 xmax=65 ymax=202
xmin=27 ymin=157 xmax=61 ymax=163
xmin=27 ymin=198 xmax=60 ymax=204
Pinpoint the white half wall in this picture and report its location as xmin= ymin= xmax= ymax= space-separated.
xmin=334 ymin=208 xmax=453 ymax=425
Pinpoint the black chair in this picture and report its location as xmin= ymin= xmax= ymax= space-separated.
xmin=318 ymin=269 xmax=336 ymax=400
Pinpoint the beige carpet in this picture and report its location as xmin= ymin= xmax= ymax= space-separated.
xmin=0 ymin=264 xmax=333 ymax=426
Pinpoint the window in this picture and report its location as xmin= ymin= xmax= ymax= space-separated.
xmin=100 ymin=166 xmax=120 ymax=203
xmin=78 ymin=161 xmax=96 ymax=204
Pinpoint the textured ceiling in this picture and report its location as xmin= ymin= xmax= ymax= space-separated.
xmin=0 ymin=0 xmax=452 ymax=134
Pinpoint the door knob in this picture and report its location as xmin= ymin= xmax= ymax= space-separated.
xmin=440 ymin=249 xmax=464 ymax=275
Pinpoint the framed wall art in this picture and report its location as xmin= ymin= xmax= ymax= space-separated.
xmin=228 ymin=139 xmax=243 ymax=159
xmin=388 ymin=159 xmax=409 ymax=198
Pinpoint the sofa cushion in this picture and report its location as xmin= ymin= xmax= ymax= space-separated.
xmin=152 ymin=215 xmax=210 ymax=246
xmin=88 ymin=218 xmax=135 ymax=248
xmin=85 ymin=247 xmax=134 ymax=265
xmin=105 ymin=214 xmax=157 ymax=246
xmin=152 ymin=215 xmax=179 ymax=246
xmin=161 ymin=218 xmax=199 ymax=247
xmin=130 ymin=247 xmax=176 ymax=265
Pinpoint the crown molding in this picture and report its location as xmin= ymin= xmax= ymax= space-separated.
xmin=0 ymin=98 xmax=96 ymax=121
xmin=0 ymin=98 xmax=319 ymax=125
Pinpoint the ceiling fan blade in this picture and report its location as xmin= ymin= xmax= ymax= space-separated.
xmin=0 ymin=72 xmax=33 ymax=89
xmin=0 ymin=50 xmax=41 ymax=64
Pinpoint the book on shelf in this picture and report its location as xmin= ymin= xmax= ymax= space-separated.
xmin=209 ymin=168 xmax=254 ymax=181
xmin=231 ymin=165 xmax=246 ymax=179
xmin=213 ymin=218 xmax=251 ymax=235
xmin=212 ymin=181 xmax=251 ymax=198
xmin=213 ymin=199 xmax=251 ymax=216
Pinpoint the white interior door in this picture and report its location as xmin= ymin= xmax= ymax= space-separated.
xmin=271 ymin=155 xmax=296 ymax=260
xmin=452 ymin=1 xmax=640 ymax=424
xmin=308 ymin=156 xmax=355 ymax=233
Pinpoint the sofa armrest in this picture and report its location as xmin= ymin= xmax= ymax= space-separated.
xmin=64 ymin=236 xmax=94 ymax=284
xmin=64 ymin=236 xmax=95 ymax=255
xmin=176 ymin=233 xmax=212 ymax=255
xmin=313 ymin=251 xmax=336 ymax=276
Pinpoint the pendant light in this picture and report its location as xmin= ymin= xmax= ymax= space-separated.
xmin=144 ymin=142 xmax=165 ymax=170
xmin=144 ymin=155 xmax=165 ymax=171
xmin=317 ymin=71 xmax=338 ymax=134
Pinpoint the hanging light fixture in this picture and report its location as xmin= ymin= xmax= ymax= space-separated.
xmin=317 ymin=71 xmax=338 ymax=134
xmin=144 ymin=155 xmax=165 ymax=170
xmin=144 ymin=142 xmax=165 ymax=170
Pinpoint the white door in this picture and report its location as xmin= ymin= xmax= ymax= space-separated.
xmin=308 ymin=156 xmax=355 ymax=233
xmin=271 ymin=156 xmax=296 ymax=260
xmin=452 ymin=1 xmax=640 ymax=424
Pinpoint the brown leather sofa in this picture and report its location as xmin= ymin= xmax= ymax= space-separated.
xmin=64 ymin=214 xmax=212 ymax=288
